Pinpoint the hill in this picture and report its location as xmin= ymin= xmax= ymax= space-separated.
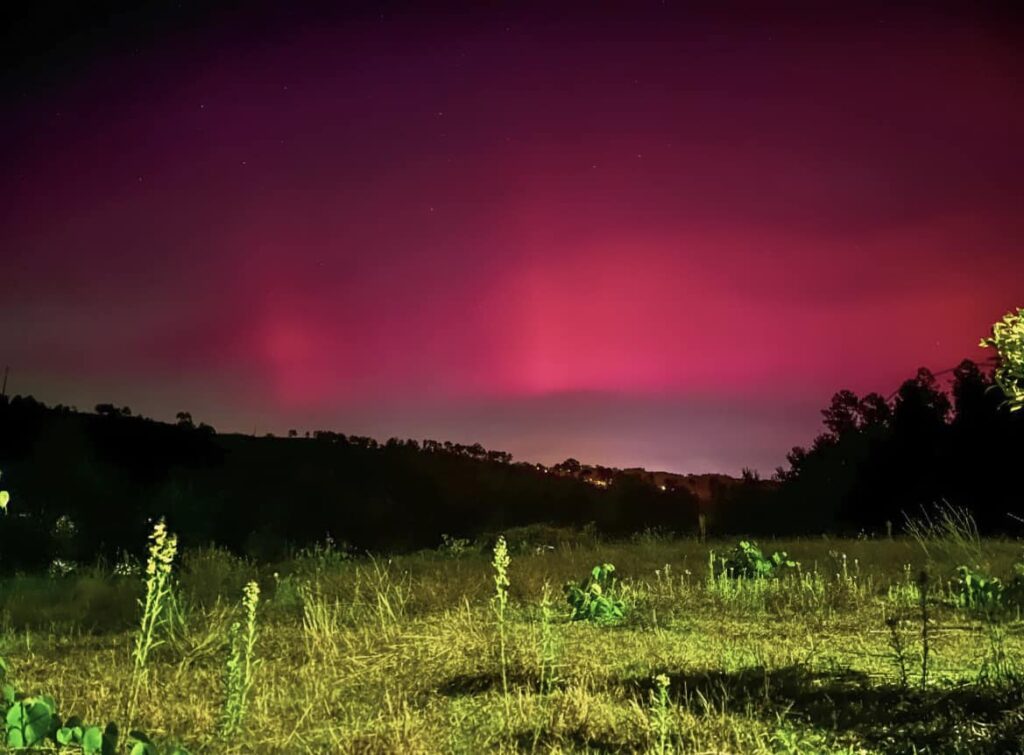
xmin=0 ymin=395 xmax=713 ymax=569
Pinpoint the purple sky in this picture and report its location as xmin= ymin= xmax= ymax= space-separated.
xmin=2 ymin=2 xmax=1022 ymax=473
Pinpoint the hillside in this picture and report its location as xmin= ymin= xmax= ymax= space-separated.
xmin=0 ymin=395 xmax=714 ymax=569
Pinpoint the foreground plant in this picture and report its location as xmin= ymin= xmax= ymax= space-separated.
xmin=127 ymin=519 xmax=178 ymax=727
xmin=650 ymin=673 xmax=672 ymax=755
xmin=0 ymin=470 xmax=8 ymax=515
xmin=537 ymin=581 xmax=560 ymax=693
xmin=564 ymin=563 xmax=626 ymax=625
xmin=491 ymin=536 xmax=512 ymax=730
xmin=720 ymin=540 xmax=797 ymax=579
xmin=1 ymin=666 xmax=187 ymax=754
xmin=980 ymin=306 xmax=1024 ymax=412
xmin=221 ymin=580 xmax=261 ymax=738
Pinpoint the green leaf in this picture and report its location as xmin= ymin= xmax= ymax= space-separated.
xmin=6 ymin=698 xmax=57 ymax=747
xmin=82 ymin=725 xmax=104 ymax=754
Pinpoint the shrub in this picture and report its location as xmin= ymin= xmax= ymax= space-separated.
xmin=439 ymin=534 xmax=470 ymax=556
xmin=179 ymin=546 xmax=251 ymax=607
xmin=721 ymin=540 xmax=797 ymax=578
xmin=955 ymin=562 xmax=1024 ymax=616
xmin=955 ymin=566 xmax=1004 ymax=613
xmin=291 ymin=534 xmax=352 ymax=576
xmin=980 ymin=307 xmax=1024 ymax=412
xmin=564 ymin=563 xmax=626 ymax=625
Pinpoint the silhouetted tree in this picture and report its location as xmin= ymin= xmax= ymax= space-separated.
xmin=554 ymin=458 xmax=582 ymax=476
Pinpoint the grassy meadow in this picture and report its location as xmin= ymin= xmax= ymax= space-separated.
xmin=5 ymin=523 xmax=1024 ymax=754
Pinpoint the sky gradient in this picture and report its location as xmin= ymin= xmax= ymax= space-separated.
xmin=2 ymin=2 xmax=1022 ymax=473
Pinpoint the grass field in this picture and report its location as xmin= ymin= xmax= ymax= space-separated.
xmin=4 ymin=524 xmax=1024 ymax=754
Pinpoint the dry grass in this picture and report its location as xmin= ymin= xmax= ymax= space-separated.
xmin=4 ymin=535 xmax=1024 ymax=753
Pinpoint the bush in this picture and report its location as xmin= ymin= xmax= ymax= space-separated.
xmin=564 ymin=563 xmax=626 ymax=625
xmin=980 ymin=307 xmax=1024 ymax=412
xmin=722 ymin=540 xmax=797 ymax=578
xmin=955 ymin=562 xmax=1024 ymax=616
xmin=179 ymin=547 xmax=252 ymax=607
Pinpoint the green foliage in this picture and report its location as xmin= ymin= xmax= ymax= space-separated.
xmin=956 ymin=566 xmax=1005 ymax=613
xmin=220 ymin=581 xmax=261 ymax=738
xmin=128 ymin=519 xmax=179 ymax=727
xmin=490 ymin=536 xmax=512 ymax=732
xmin=649 ymin=673 xmax=672 ymax=755
xmin=12 ymin=532 xmax=1024 ymax=751
xmin=5 ymin=694 xmax=58 ymax=748
xmin=536 ymin=582 xmax=561 ymax=694
xmin=292 ymin=534 xmax=351 ymax=575
xmin=980 ymin=307 xmax=1024 ymax=412
xmin=564 ymin=563 xmax=627 ymax=625
xmin=0 ymin=472 xmax=176 ymax=753
xmin=954 ymin=562 xmax=1024 ymax=617
xmin=721 ymin=540 xmax=797 ymax=578
xmin=439 ymin=533 xmax=471 ymax=556
xmin=905 ymin=503 xmax=984 ymax=571
xmin=0 ymin=507 xmax=189 ymax=755
xmin=0 ymin=671 xmax=186 ymax=754
xmin=0 ymin=469 xmax=9 ymax=515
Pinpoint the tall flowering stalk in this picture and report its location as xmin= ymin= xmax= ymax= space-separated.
xmin=127 ymin=518 xmax=178 ymax=727
xmin=221 ymin=580 xmax=261 ymax=737
xmin=491 ymin=536 xmax=512 ymax=730
xmin=651 ymin=673 xmax=672 ymax=755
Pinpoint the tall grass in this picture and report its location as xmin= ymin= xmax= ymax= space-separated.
xmin=904 ymin=501 xmax=985 ymax=570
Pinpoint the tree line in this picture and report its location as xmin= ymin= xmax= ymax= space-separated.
xmin=0 ymin=350 xmax=1021 ymax=568
xmin=713 ymin=359 xmax=1024 ymax=534
xmin=0 ymin=396 xmax=698 ymax=570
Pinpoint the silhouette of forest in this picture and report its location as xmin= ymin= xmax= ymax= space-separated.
xmin=0 ymin=357 xmax=1020 ymax=569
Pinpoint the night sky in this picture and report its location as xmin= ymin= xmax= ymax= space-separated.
xmin=2 ymin=2 xmax=1022 ymax=474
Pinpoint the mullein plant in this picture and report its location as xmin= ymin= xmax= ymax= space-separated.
xmin=537 ymin=582 xmax=560 ymax=694
xmin=221 ymin=580 xmax=261 ymax=737
xmin=650 ymin=673 xmax=672 ymax=755
xmin=491 ymin=536 xmax=512 ymax=731
xmin=127 ymin=519 xmax=178 ymax=728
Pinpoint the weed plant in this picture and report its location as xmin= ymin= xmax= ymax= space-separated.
xmin=491 ymin=535 xmax=512 ymax=733
xmin=220 ymin=580 xmax=260 ymax=737
xmin=127 ymin=519 xmax=178 ymax=728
